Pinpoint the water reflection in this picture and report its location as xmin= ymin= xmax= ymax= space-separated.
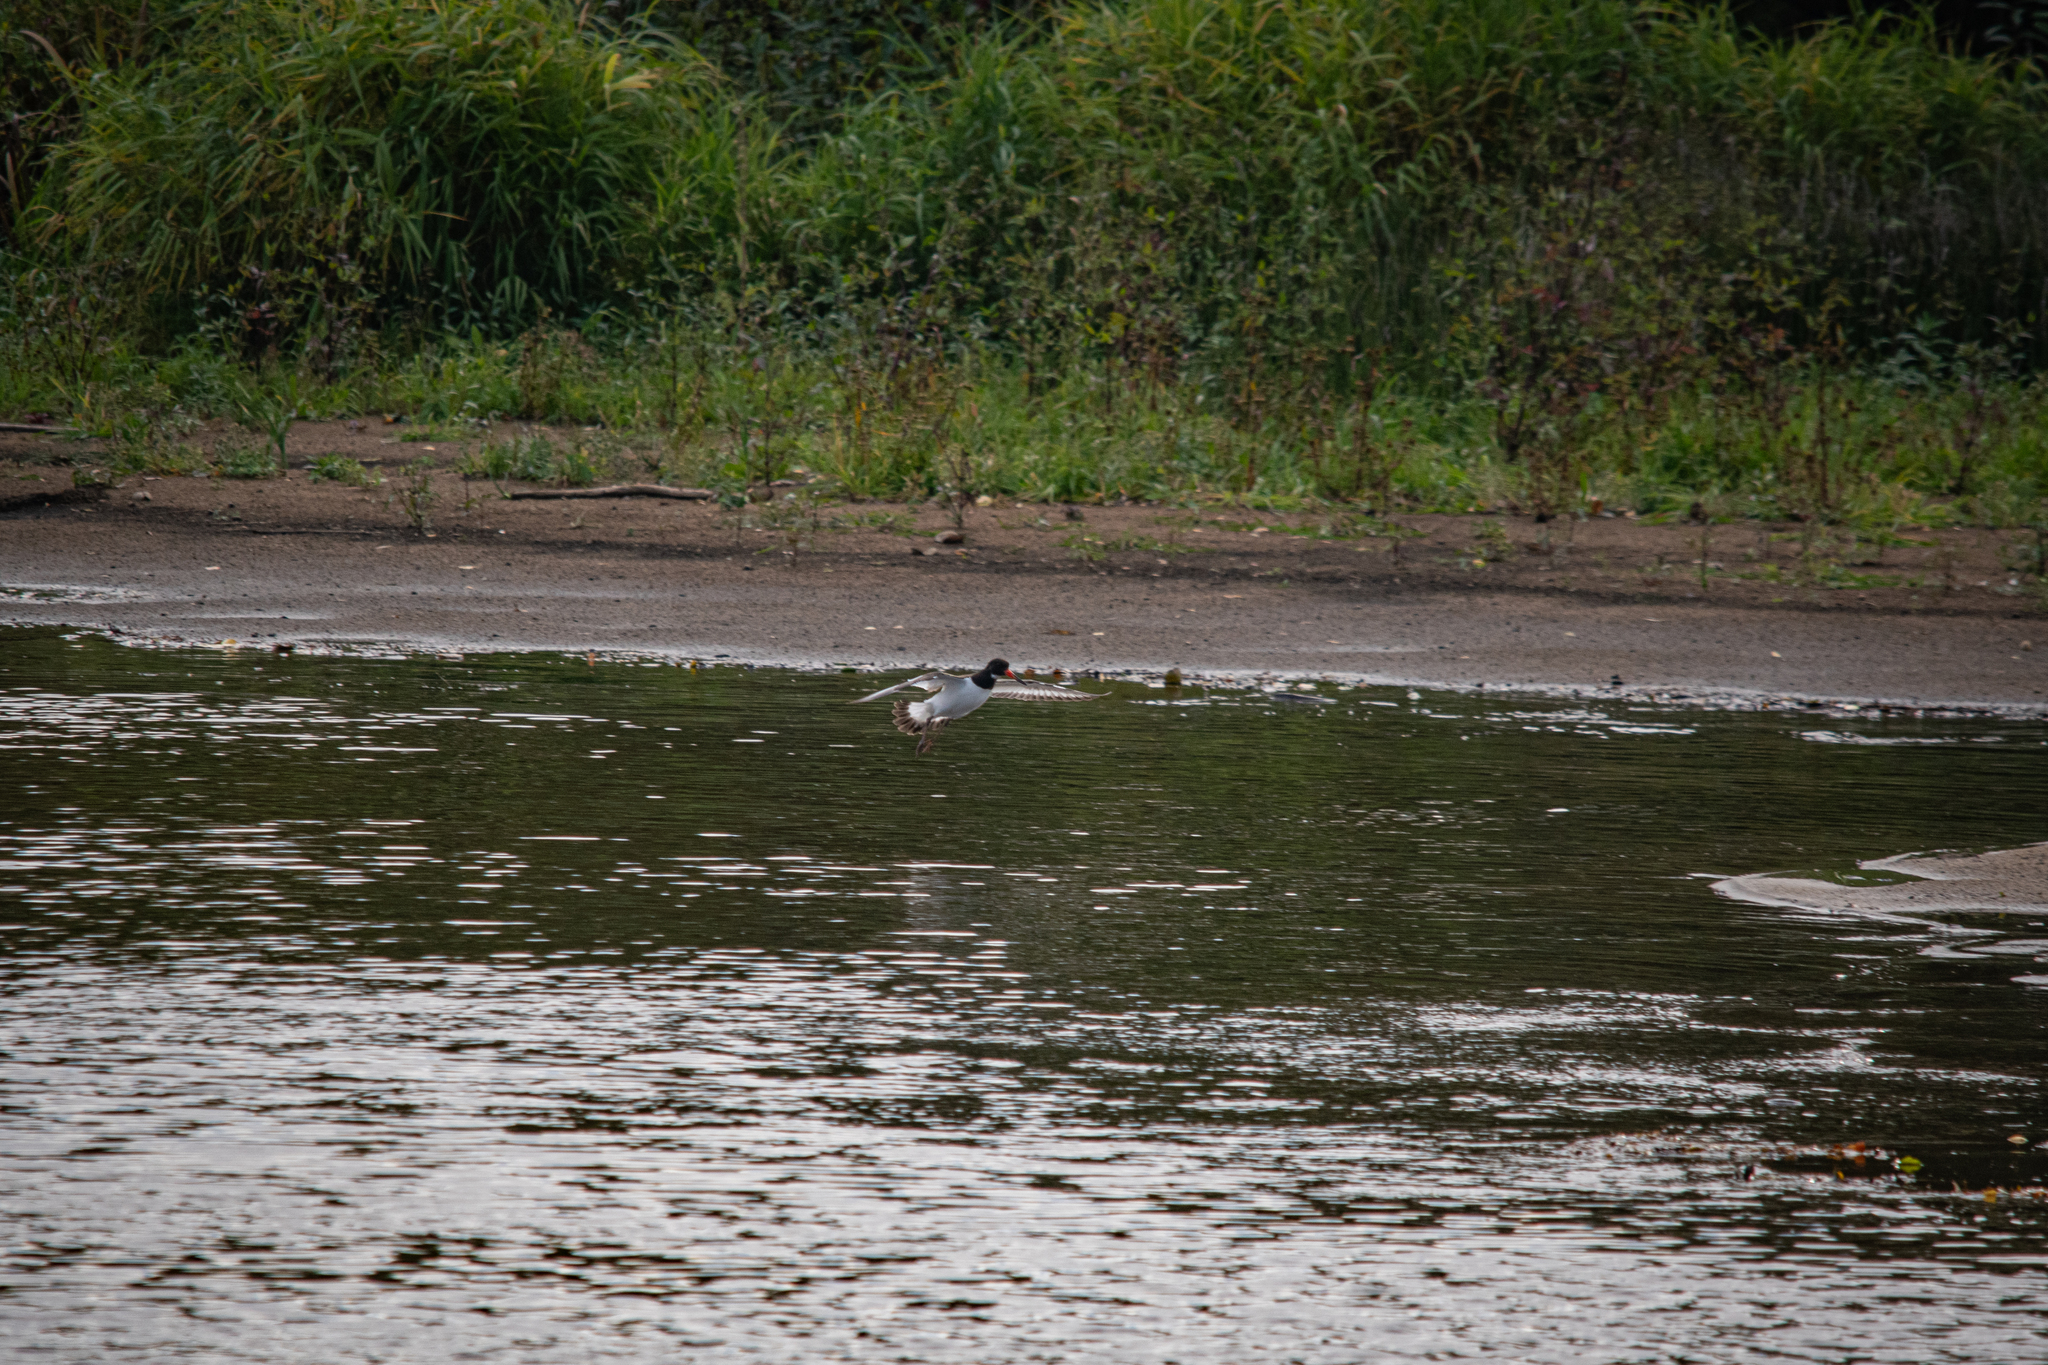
xmin=2 ymin=630 xmax=2044 ymax=1361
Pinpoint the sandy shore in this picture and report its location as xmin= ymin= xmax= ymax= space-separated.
xmin=1716 ymin=843 xmax=2048 ymax=918
xmin=3 ymin=428 xmax=2044 ymax=712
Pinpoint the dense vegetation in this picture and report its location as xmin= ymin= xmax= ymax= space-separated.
xmin=4 ymin=0 xmax=2046 ymax=539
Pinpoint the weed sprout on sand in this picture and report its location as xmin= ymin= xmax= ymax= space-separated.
xmin=233 ymin=371 xmax=301 ymax=475
xmin=396 ymin=458 xmax=436 ymax=534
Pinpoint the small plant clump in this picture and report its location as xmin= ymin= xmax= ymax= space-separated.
xmin=1472 ymin=520 xmax=1515 ymax=562
xmin=232 ymin=371 xmax=301 ymax=476
xmin=212 ymin=431 xmax=279 ymax=479
xmin=395 ymin=458 xmax=436 ymax=534
xmin=104 ymin=402 xmax=208 ymax=477
xmin=462 ymin=429 xmax=609 ymax=487
xmin=308 ymin=454 xmax=379 ymax=487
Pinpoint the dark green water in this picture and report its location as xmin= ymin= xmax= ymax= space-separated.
xmin=2 ymin=627 xmax=2044 ymax=1362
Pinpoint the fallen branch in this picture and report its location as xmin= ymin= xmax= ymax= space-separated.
xmin=506 ymin=484 xmax=714 ymax=501
xmin=0 ymin=423 xmax=79 ymax=435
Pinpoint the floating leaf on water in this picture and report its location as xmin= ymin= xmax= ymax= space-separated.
xmin=1896 ymin=1156 xmax=1923 ymax=1172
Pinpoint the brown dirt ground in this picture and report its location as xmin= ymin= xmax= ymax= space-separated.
xmin=3 ymin=420 xmax=2044 ymax=712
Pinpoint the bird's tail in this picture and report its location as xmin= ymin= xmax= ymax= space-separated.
xmin=893 ymin=698 xmax=947 ymax=753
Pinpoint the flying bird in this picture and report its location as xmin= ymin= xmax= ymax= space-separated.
xmin=850 ymin=658 xmax=1104 ymax=754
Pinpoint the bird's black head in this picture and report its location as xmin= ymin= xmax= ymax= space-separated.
xmin=972 ymin=658 xmax=1014 ymax=687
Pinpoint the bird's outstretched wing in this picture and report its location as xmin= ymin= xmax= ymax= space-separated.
xmin=849 ymin=672 xmax=945 ymax=704
xmin=988 ymin=679 xmax=1107 ymax=701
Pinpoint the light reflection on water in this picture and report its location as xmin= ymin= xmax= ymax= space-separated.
xmin=2 ymin=629 xmax=2045 ymax=1362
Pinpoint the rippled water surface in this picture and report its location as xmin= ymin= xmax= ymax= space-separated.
xmin=3 ymin=628 xmax=2045 ymax=1362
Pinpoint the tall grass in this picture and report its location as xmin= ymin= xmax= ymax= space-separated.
xmin=20 ymin=1 xmax=2046 ymax=354
xmin=6 ymin=0 xmax=2047 ymax=532
xmin=27 ymin=0 xmax=714 ymax=333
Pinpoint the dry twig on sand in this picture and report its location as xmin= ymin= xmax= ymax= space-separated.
xmin=505 ymin=484 xmax=714 ymax=501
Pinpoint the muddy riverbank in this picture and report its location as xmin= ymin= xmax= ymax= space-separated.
xmin=2 ymin=427 xmax=2043 ymax=712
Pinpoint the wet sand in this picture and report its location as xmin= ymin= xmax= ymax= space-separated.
xmin=1715 ymin=843 xmax=2048 ymax=918
xmin=3 ymin=430 xmax=2044 ymax=712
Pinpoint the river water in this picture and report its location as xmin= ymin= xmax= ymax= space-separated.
xmin=2 ymin=628 xmax=2044 ymax=1362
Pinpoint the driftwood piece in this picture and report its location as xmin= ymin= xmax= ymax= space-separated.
xmin=506 ymin=484 xmax=714 ymax=501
